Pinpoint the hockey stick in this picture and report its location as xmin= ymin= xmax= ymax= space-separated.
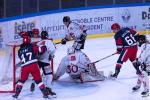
xmin=75 ymin=53 xmax=117 ymax=72
xmin=91 ymin=52 xmax=117 ymax=64
xmin=55 ymin=41 xmax=62 ymax=44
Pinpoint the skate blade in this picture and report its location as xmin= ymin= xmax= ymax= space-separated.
xmin=132 ymin=90 xmax=139 ymax=93
xmin=107 ymin=71 xmax=116 ymax=80
xmin=12 ymin=97 xmax=20 ymax=100
xmin=142 ymin=94 xmax=149 ymax=97
xmin=48 ymin=95 xmax=57 ymax=98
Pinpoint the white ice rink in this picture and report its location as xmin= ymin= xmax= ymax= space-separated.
xmin=0 ymin=37 xmax=150 ymax=100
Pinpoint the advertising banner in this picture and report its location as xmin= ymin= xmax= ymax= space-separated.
xmin=0 ymin=5 xmax=149 ymax=48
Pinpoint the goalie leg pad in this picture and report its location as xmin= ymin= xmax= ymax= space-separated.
xmin=80 ymin=71 xmax=106 ymax=83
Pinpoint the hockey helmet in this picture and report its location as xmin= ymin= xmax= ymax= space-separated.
xmin=32 ymin=28 xmax=39 ymax=35
xmin=67 ymin=46 xmax=75 ymax=55
xmin=138 ymin=35 xmax=146 ymax=46
xmin=63 ymin=16 xmax=71 ymax=22
xmin=41 ymin=31 xmax=48 ymax=39
xmin=111 ymin=23 xmax=121 ymax=30
xmin=23 ymin=36 xmax=31 ymax=44
xmin=27 ymin=31 xmax=33 ymax=37
xmin=19 ymin=31 xmax=28 ymax=38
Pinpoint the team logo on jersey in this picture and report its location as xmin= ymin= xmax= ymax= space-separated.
xmin=121 ymin=9 xmax=131 ymax=23
xmin=14 ymin=21 xmax=36 ymax=39
xmin=142 ymin=7 xmax=150 ymax=20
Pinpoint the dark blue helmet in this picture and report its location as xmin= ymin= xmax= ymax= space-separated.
xmin=63 ymin=16 xmax=71 ymax=22
xmin=41 ymin=31 xmax=48 ymax=39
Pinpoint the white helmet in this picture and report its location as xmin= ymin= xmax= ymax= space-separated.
xmin=67 ymin=47 xmax=75 ymax=55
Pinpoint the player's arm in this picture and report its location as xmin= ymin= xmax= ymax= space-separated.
xmin=46 ymin=40 xmax=56 ymax=61
xmin=130 ymin=29 xmax=139 ymax=41
xmin=33 ymin=44 xmax=47 ymax=55
xmin=115 ymin=37 xmax=123 ymax=54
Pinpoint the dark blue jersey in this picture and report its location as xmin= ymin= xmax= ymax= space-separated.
xmin=114 ymin=28 xmax=138 ymax=52
xmin=18 ymin=44 xmax=38 ymax=67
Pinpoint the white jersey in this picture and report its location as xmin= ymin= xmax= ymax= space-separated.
xmin=138 ymin=43 xmax=150 ymax=66
xmin=55 ymin=51 xmax=91 ymax=77
xmin=64 ymin=22 xmax=86 ymax=41
xmin=37 ymin=39 xmax=56 ymax=63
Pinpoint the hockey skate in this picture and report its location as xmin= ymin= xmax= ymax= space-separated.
xmin=132 ymin=85 xmax=140 ymax=92
xmin=141 ymin=89 xmax=149 ymax=97
xmin=46 ymin=87 xmax=57 ymax=98
xmin=40 ymin=88 xmax=50 ymax=99
xmin=12 ymin=94 xmax=19 ymax=100
xmin=108 ymin=71 xmax=117 ymax=79
xmin=30 ymin=82 xmax=35 ymax=93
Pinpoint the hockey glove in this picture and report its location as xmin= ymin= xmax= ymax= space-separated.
xmin=116 ymin=48 xmax=122 ymax=54
xmin=80 ymin=33 xmax=87 ymax=41
xmin=61 ymin=38 xmax=67 ymax=44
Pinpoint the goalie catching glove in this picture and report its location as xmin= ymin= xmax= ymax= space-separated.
xmin=61 ymin=38 xmax=69 ymax=44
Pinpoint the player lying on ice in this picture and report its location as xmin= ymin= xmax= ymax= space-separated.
xmin=53 ymin=47 xmax=106 ymax=83
xmin=132 ymin=35 xmax=150 ymax=97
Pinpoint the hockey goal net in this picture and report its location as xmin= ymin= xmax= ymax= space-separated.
xmin=0 ymin=39 xmax=54 ymax=93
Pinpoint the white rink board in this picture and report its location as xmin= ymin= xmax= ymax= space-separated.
xmin=0 ymin=5 xmax=149 ymax=49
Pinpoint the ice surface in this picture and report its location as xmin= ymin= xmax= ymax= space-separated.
xmin=0 ymin=37 xmax=150 ymax=100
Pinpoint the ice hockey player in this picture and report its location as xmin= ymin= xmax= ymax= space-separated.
xmin=53 ymin=47 xmax=105 ymax=83
xmin=132 ymin=35 xmax=150 ymax=97
xmin=110 ymin=23 xmax=141 ymax=78
xmin=12 ymin=36 xmax=49 ymax=99
xmin=61 ymin=16 xmax=87 ymax=51
xmin=30 ymin=31 xmax=56 ymax=97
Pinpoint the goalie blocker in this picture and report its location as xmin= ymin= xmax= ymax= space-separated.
xmin=53 ymin=47 xmax=106 ymax=83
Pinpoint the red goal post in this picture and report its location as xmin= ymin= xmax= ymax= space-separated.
xmin=0 ymin=39 xmax=54 ymax=93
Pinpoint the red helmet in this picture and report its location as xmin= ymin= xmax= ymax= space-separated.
xmin=32 ymin=28 xmax=39 ymax=35
xmin=23 ymin=36 xmax=31 ymax=44
xmin=111 ymin=23 xmax=120 ymax=30
xmin=19 ymin=31 xmax=28 ymax=37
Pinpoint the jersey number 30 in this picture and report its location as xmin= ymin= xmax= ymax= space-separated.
xmin=67 ymin=64 xmax=78 ymax=73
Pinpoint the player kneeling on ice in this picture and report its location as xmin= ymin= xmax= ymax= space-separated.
xmin=53 ymin=47 xmax=105 ymax=83
xmin=132 ymin=35 xmax=150 ymax=97
xmin=12 ymin=36 xmax=49 ymax=99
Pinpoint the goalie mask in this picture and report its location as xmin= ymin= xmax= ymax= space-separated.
xmin=138 ymin=35 xmax=146 ymax=47
xmin=67 ymin=47 xmax=75 ymax=55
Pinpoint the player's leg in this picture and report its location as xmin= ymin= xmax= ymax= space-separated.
xmin=130 ymin=46 xmax=141 ymax=75
xmin=40 ymin=62 xmax=56 ymax=97
xmin=12 ymin=67 xmax=29 ymax=99
xmin=141 ymin=71 xmax=149 ymax=97
xmin=30 ymin=63 xmax=49 ymax=98
xmin=110 ymin=49 xmax=128 ymax=78
xmin=73 ymin=39 xmax=85 ymax=51
xmin=132 ymin=76 xmax=142 ymax=91
xmin=87 ymin=63 xmax=105 ymax=81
